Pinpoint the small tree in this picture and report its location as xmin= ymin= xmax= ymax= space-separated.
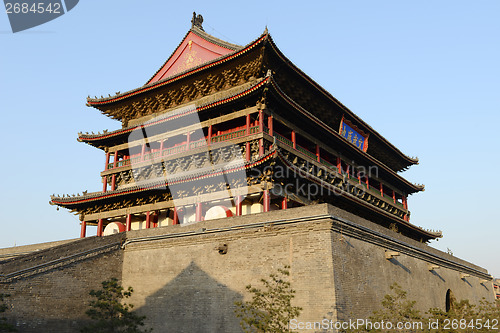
xmin=234 ymin=266 xmax=302 ymax=333
xmin=348 ymin=282 xmax=500 ymax=333
xmin=81 ymin=278 xmax=151 ymax=333
xmin=351 ymin=283 xmax=423 ymax=332
xmin=428 ymin=298 xmax=500 ymax=333
xmin=0 ymin=294 xmax=16 ymax=332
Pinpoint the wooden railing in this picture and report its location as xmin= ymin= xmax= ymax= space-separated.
xmin=319 ymin=157 xmax=336 ymax=170
xmin=189 ymin=138 xmax=208 ymax=149
xmin=296 ymin=144 xmax=317 ymax=160
xmin=211 ymin=127 xmax=249 ymax=143
xmin=162 ymin=144 xmax=187 ymax=157
xmin=274 ymin=132 xmax=293 ymax=147
xmin=106 ymin=125 xmax=261 ymax=171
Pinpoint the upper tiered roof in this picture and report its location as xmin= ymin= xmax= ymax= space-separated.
xmin=147 ymin=25 xmax=241 ymax=84
xmin=85 ymin=15 xmax=418 ymax=172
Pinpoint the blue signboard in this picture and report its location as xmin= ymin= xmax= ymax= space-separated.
xmin=340 ymin=120 xmax=367 ymax=151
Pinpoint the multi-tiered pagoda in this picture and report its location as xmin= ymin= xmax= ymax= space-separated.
xmin=50 ymin=13 xmax=441 ymax=242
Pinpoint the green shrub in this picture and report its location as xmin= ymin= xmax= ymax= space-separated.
xmin=80 ymin=278 xmax=151 ymax=333
xmin=234 ymin=266 xmax=302 ymax=333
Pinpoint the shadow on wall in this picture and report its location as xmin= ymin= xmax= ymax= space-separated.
xmin=387 ymin=257 xmax=411 ymax=274
xmin=139 ymin=261 xmax=244 ymax=332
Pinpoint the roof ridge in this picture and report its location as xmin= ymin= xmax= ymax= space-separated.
xmin=190 ymin=26 xmax=242 ymax=51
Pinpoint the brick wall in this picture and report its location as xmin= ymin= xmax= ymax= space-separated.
xmin=121 ymin=207 xmax=337 ymax=332
xmin=0 ymin=234 xmax=125 ymax=333
xmin=325 ymin=204 xmax=493 ymax=321
xmin=0 ymin=204 xmax=494 ymax=332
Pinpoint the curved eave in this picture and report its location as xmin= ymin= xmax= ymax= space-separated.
xmin=265 ymin=35 xmax=419 ymax=168
xmin=276 ymin=151 xmax=439 ymax=241
xmin=78 ymin=77 xmax=269 ymax=148
xmin=86 ymin=32 xmax=267 ymax=111
xmin=267 ymin=76 xmax=424 ymax=194
xmin=49 ymin=151 xmax=276 ymax=207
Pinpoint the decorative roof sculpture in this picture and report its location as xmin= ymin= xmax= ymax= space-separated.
xmin=191 ymin=11 xmax=204 ymax=30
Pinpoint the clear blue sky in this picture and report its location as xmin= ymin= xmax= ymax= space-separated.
xmin=1 ymin=1 xmax=499 ymax=277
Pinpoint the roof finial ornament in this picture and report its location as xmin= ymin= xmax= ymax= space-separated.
xmin=191 ymin=12 xmax=204 ymax=31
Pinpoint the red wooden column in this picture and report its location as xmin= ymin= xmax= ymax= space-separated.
xmin=281 ymin=197 xmax=288 ymax=210
xmin=159 ymin=140 xmax=165 ymax=155
xmin=245 ymin=114 xmax=251 ymax=161
xmin=80 ymin=221 xmax=87 ymax=238
xmin=173 ymin=208 xmax=179 ymax=225
xmin=103 ymin=152 xmax=111 ymax=192
xmin=402 ymin=194 xmax=409 ymax=221
xmin=195 ymin=203 xmax=203 ymax=222
xmin=379 ymin=183 xmax=384 ymax=197
xmin=245 ymin=142 xmax=251 ymax=161
xmin=153 ymin=211 xmax=159 ymax=227
xmin=153 ymin=210 xmax=160 ymax=228
xmin=246 ymin=114 xmax=251 ymax=135
xmin=113 ymin=151 xmax=119 ymax=168
xmin=104 ymin=152 xmax=111 ymax=170
xmin=267 ymin=114 xmax=273 ymax=136
xmin=263 ymin=190 xmax=270 ymax=212
xmin=141 ymin=143 xmax=146 ymax=161
xmin=392 ymin=190 xmax=396 ymax=203
xmin=186 ymin=132 xmax=191 ymax=150
xmin=102 ymin=177 xmax=108 ymax=193
xmin=258 ymin=110 xmax=264 ymax=156
xmin=336 ymin=157 xmax=342 ymax=174
xmin=291 ymin=130 xmax=296 ymax=149
xmin=126 ymin=214 xmax=132 ymax=231
xmin=316 ymin=145 xmax=320 ymax=162
xmin=235 ymin=195 xmax=243 ymax=216
xmin=111 ymin=175 xmax=116 ymax=191
xmin=258 ymin=110 xmax=264 ymax=133
xmin=97 ymin=219 xmax=103 ymax=237
xmin=145 ymin=211 xmax=151 ymax=229
xmin=208 ymin=125 xmax=213 ymax=145
xmin=365 ymin=176 xmax=370 ymax=189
